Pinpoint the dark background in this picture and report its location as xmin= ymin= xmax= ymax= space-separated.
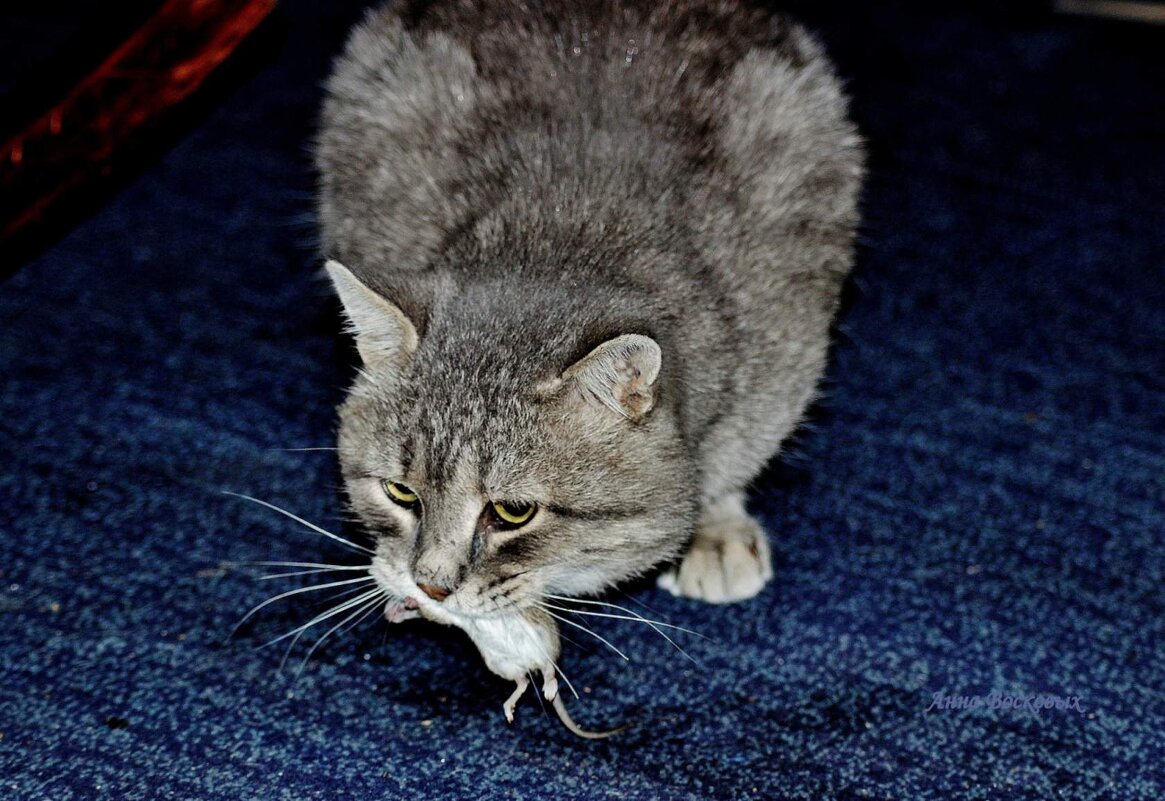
xmin=1 ymin=1 xmax=1162 ymax=799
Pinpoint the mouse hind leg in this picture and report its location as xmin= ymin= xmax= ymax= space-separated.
xmin=540 ymin=667 xmax=558 ymax=702
xmin=503 ymin=676 xmax=530 ymax=723
xmin=658 ymin=491 xmax=773 ymax=603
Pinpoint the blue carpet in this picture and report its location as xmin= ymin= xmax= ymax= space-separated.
xmin=2 ymin=2 xmax=1162 ymax=798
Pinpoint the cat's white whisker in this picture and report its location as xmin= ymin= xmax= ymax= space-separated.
xmin=246 ymin=561 xmax=368 ymax=570
xmin=542 ymin=594 xmax=706 ymax=638
xmin=223 ymin=491 xmax=375 ymax=555
xmin=261 ymin=588 xmax=386 ymax=650
xmin=526 ymin=626 xmax=580 ymax=701
xmin=538 ymin=605 xmax=629 ymax=662
xmin=548 ymin=659 xmax=580 ymax=701
xmin=260 ymin=566 xmax=371 ymax=581
xmin=231 ymin=575 xmax=375 ymax=639
xmin=279 ymin=624 xmax=311 ymax=671
xmin=278 ymin=590 xmax=373 ymax=671
xmin=542 ymin=599 xmax=700 ymax=665
xmin=614 ymin=590 xmax=672 ymax=619
xmin=295 ymin=592 xmax=387 ymax=675
xmin=312 ymin=580 xmax=383 ymax=612
xmin=337 ymin=592 xmax=388 ymax=639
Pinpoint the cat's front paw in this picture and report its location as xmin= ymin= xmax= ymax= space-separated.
xmin=658 ymin=504 xmax=772 ymax=603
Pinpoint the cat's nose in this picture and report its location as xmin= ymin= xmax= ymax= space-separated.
xmin=417 ymin=583 xmax=451 ymax=602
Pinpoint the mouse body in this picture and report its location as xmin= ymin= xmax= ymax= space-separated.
xmin=388 ymin=599 xmax=626 ymax=738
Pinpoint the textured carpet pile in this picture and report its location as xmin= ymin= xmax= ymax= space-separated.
xmin=1 ymin=2 xmax=1162 ymax=798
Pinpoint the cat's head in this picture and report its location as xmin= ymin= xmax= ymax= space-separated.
xmin=326 ymin=260 xmax=693 ymax=623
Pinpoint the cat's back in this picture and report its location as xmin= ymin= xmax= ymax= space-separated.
xmin=317 ymin=0 xmax=861 ymax=282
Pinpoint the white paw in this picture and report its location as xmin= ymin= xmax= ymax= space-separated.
xmin=658 ymin=514 xmax=773 ymax=603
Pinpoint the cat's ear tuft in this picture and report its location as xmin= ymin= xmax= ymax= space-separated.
xmin=325 ymin=260 xmax=418 ymax=369
xmin=554 ymin=334 xmax=661 ymax=421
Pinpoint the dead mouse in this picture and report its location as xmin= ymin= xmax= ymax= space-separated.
xmin=386 ymin=599 xmax=629 ymax=739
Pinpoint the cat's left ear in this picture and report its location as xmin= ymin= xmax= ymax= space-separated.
xmin=325 ymin=260 xmax=418 ymax=369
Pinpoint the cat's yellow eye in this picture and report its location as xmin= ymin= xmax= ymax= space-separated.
xmin=383 ymin=480 xmax=419 ymax=507
xmin=492 ymin=500 xmax=536 ymax=527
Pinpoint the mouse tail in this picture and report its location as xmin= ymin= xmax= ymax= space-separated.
xmin=550 ymin=694 xmax=631 ymax=740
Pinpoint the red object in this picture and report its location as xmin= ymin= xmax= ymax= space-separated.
xmin=0 ymin=0 xmax=277 ymax=266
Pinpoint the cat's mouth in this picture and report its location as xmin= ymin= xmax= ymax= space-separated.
xmin=382 ymin=593 xmax=526 ymax=629
xmin=371 ymin=558 xmax=528 ymax=626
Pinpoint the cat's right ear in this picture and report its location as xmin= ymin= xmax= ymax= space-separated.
xmin=325 ymin=260 xmax=418 ymax=369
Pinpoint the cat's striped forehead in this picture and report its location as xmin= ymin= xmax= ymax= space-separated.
xmin=398 ymin=390 xmax=549 ymax=501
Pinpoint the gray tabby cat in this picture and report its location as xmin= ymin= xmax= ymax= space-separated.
xmin=316 ymin=0 xmax=862 ymax=652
